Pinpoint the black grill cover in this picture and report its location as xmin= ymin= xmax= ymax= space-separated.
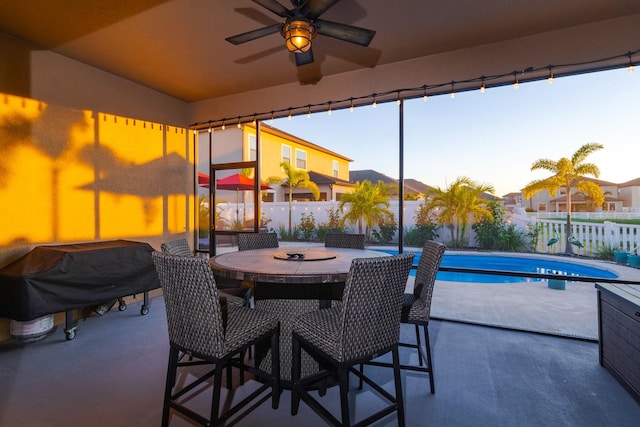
xmin=0 ymin=240 xmax=160 ymax=321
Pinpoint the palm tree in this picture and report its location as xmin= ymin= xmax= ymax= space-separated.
xmin=338 ymin=180 xmax=395 ymax=238
xmin=522 ymin=142 xmax=604 ymax=255
xmin=266 ymin=162 xmax=319 ymax=233
xmin=424 ymin=176 xmax=495 ymax=248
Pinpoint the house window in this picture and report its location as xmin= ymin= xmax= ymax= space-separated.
xmin=332 ymin=160 xmax=339 ymax=178
xmin=282 ymin=145 xmax=291 ymax=165
xmin=295 ymin=149 xmax=307 ymax=169
xmin=249 ymin=135 xmax=257 ymax=161
xmin=538 ymin=203 xmax=547 ymax=211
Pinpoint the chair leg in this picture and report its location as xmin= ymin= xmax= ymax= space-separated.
xmin=338 ymin=366 xmax=351 ymax=427
xmin=392 ymin=347 xmax=406 ymax=427
xmin=162 ymin=347 xmax=179 ymax=427
xmin=226 ymin=364 xmax=232 ymax=389
xmin=210 ymin=364 xmax=224 ymax=427
xmin=291 ymin=335 xmax=301 ymax=415
xmin=424 ymin=324 xmax=435 ymax=394
xmin=358 ymin=363 xmax=364 ymax=389
xmin=270 ymin=328 xmax=281 ymax=409
xmin=415 ymin=324 xmax=424 ymax=366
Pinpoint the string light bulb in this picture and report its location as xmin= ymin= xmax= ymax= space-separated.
xmin=628 ymin=52 xmax=635 ymax=73
xmin=480 ymin=77 xmax=485 ymax=93
xmin=349 ymin=98 xmax=354 ymax=112
xmin=450 ymin=82 xmax=455 ymax=99
xmin=270 ymin=111 xmax=274 ymax=124
xmin=548 ymin=66 xmax=554 ymax=84
xmin=327 ymin=102 xmax=332 ymax=116
xmin=237 ymin=117 xmax=241 ymax=128
xmin=221 ymin=120 xmax=225 ymax=130
xmin=513 ymin=72 xmax=519 ymax=89
xmin=396 ymin=92 xmax=401 ymax=106
xmin=288 ymin=109 xmax=292 ymax=120
xmin=372 ymin=94 xmax=377 ymax=108
xmin=252 ymin=115 xmax=257 ymax=125
xmin=307 ymin=105 xmax=311 ymax=118
xmin=422 ymin=85 xmax=428 ymax=102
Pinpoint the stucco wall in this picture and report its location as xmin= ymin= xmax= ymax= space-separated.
xmin=0 ymin=34 xmax=191 ymax=341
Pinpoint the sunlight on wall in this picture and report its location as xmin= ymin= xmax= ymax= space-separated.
xmin=0 ymin=93 xmax=191 ymax=247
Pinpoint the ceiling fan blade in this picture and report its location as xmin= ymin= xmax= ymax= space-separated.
xmin=299 ymin=0 xmax=341 ymax=19
xmin=225 ymin=23 xmax=283 ymax=45
xmin=314 ymin=19 xmax=375 ymax=46
xmin=252 ymin=0 xmax=292 ymax=18
xmin=295 ymin=49 xmax=314 ymax=66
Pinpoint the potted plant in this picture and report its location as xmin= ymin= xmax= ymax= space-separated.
xmin=627 ymin=246 xmax=640 ymax=268
xmin=613 ymin=248 xmax=629 ymax=265
xmin=548 ymin=278 xmax=566 ymax=290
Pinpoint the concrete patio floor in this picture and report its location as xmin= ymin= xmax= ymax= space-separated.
xmin=1 ymin=295 xmax=639 ymax=426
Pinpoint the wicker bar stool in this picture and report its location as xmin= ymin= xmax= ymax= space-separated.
xmin=152 ymin=252 xmax=280 ymax=427
xmin=237 ymin=232 xmax=279 ymax=251
xmin=364 ymin=240 xmax=446 ymax=394
xmin=161 ymin=238 xmax=251 ymax=307
xmin=324 ymin=232 xmax=365 ymax=249
xmin=291 ymin=253 xmax=414 ymax=426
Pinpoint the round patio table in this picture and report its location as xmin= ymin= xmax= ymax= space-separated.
xmin=210 ymin=246 xmax=388 ymax=385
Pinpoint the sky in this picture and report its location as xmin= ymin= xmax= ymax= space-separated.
xmin=271 ymin=68 xmax=638 ymax=196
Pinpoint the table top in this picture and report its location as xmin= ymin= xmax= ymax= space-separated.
xmin=210 ymin=246 xmax=387 ymax=284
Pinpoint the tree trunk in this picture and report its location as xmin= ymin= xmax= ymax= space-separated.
xmin=288 ymin=185 xmax=293 ymax=234
xmin=565 ymin=189 xmax=574 ymax=255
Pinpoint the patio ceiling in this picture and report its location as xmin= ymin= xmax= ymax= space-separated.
xmin=1 ymin=0 xmax=639 ymax=105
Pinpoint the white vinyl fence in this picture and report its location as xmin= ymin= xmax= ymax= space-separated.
xmin=534 ymin=219 xmax=640 ymax=256
xmin=216 ymin=200 xmax=640 ymax=255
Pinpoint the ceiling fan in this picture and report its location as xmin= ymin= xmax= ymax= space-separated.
xmin=225 ymin=0 xmax=376 ymax=66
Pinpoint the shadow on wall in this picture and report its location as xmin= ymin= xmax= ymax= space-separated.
xmin=0 ymin=93 xmax=191 ymax=262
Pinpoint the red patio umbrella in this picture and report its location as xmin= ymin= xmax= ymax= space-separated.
xmin=213 ymin=173 xmax=272 ymax=224
xmin=215 ymin=173 xmax=272 ymax=191
xmin=197 ymin=172 xmax=210 ymax=188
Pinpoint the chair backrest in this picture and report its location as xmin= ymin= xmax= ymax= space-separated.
xmin=237 ymin=232 xmax=279 ymax=251
xmin=152 ymin=251 xmax=225 ymax=357
xmin=324 ymin=233 xmax=365 ymax=249
xmin=160 ymin=238 xmax=193 ymax=257
xmin=414 ymin=241 xmax=446 ymax=317
xmin=338 ymin=253 xmax=414 ymax=361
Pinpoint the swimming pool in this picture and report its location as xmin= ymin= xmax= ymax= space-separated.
xmin=374 ymin=250 xmax=619 ymax=283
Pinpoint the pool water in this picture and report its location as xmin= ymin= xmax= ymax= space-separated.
xmin=374 ymin=250 xmax=618 ymax=284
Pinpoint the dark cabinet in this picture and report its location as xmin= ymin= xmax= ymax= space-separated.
xmin=596 ymin=283 xmax=640 ymax=403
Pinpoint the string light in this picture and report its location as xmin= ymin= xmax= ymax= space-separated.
xmin=396 ymin=91 xmax=401 ymax=105
xmin=252 ymin=115 xmax=257 ymax=125
xmin=188 ymin=48 xmax=640 ymax=131
xmin=288 ymin=108 xmax=292 ymax=120
xmin=237 ymin=117 xmax=241 ymax=128
xmin=221 ymin=120 xmax=225 ymax=130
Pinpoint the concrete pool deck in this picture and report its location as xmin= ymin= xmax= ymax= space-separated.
xmin=217 ymin=242 xmax=640 ymax=341
xmin=424 ymin=252 xmax=640 ymax=341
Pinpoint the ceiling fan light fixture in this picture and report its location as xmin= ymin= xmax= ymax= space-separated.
xmin=282 ymin=19 xmax=316 ymax=53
